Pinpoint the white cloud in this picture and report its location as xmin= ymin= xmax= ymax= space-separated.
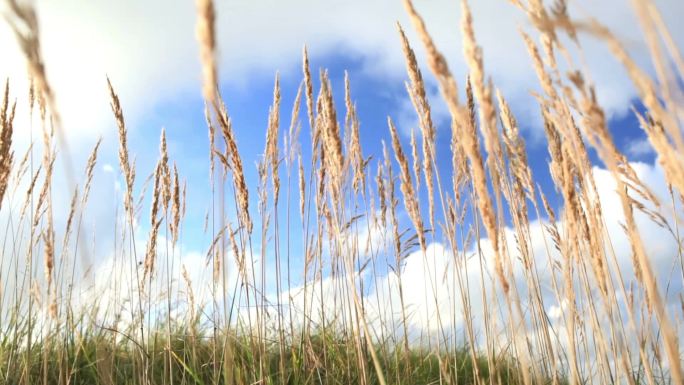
xmin=626 ymin=137 xmax=655 ymax=157
xmin=1 ymin=0 xmax=682 ymax=148
xmin=547 ymin=299 xmax=568 ymax=320
xmin=64 ymin=232 xmax=251 ymax=330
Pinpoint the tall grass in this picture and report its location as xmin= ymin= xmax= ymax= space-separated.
xmin=1 ymin=0 xmax=683 ymax=384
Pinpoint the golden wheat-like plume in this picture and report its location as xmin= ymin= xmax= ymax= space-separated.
xmin=266 ymin=74 xmax=282 ymax=204
xmin=0 ymin=81 xmax=15 ymax=209
xmin=107 ymin=78 xmax=136 ymax=216
xmin=388 ymin=117 xmax=425 ymax=252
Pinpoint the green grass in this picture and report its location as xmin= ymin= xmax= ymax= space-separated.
xmin=1 ymin=324 xmax=556 ymax=385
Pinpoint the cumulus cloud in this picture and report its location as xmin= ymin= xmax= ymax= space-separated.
xmin=55 ymin=230 xmax=253 ymax=331
xmin=1 ymin=0 xmax=682 ymax=148
xmin=626 ymin=137 xmax=655 ymax=157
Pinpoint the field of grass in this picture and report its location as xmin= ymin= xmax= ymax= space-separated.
xmin=1 ymin=0 xmax=683 ymax=384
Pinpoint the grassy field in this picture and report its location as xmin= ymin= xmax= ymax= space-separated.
xmin=1 ymin=0 xmax=683 ymax=384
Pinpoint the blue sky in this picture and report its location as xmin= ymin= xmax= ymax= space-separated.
xmin=129 ymin=53 xmax=655 ymax=252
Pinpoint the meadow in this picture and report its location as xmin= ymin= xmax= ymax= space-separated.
xmin=0 ymin=0 xmax=683 ymax=384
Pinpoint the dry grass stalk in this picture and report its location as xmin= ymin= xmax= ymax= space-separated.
xmin=397 ymin=23 xmax=435 ymax=229
xmin=345 ymin=73 xmax=365 ymax=194
xmin=401 ymin=0 xmax=461 ymax=114
xmin=19 ymin=165 xmax=42 ymax=222
xmin=11 ymin=141 xmax=33 ymax=195
xmin=344 ymin=71 xmax=353 ymax=143
xmin=257 ymin=154 xmax=269 ymax=218
xmin=560 ymin=18 xmax=684 ymax=198
xmin=518 ymin=0 xmax=557 ymax=42
xmin=497 ymin=90 xmax=533 ymax=201
xmin=6 ymin=0 xmax=60 ymax=130
xmin=43 ymin=230 xmax=56 ymax=318
xmin=450 ymin=83 xmax=469 ymax=204
xmin=288 ymin=82 xmax=303 ymax=165
xmin=617 ymin=183 xmax=683 ymax=385
xmin=82 ymin=139 xmax=102 ymax=205
xmin=388 ymin=117 xmax=425 ymax=252
xmin=461 ymin=0 xmax=504 ymax=194
xmin=0 ymin=81 xmax=15 ymax=208
xmin=266 ymin=74 xmax=281 ymax=204
xmin=134 ymin=170 xmax=155 ymax=218
xmin=216 ymin=98 xmax=252 ymax=233
xmin=298 ymin=154 xmax=306 ymax=221
xmin=171 ymin=163 xmax=181 ymax=245
xmin=159 ymin=128 xmax=172 ymax=212
xmin=409 ymin=128 xmax=420 ymax=193
xmin=227 ymin=222 xmax=246 ymax=284
xmin=316 ymin=119 xmax=327 ymax=217
xmin=181 ymin=180 xmax=187 ymax=221
xmin=6 ymin=3 xmax=82 ymax=235
xmin=382 ymin=142 xmax=395 ymax=247
xmin=561 ymin=45 xmax=684 ymax=381
xmin=33 ymin=126 xmax=54 ymax=227
xmin=383 ymin=139 xmax=411 ymax=355
xmin=181 ymin=265 xmax=196 ymax=322
xmin=38 ymin=118 xmax=57 ymax=320
xmin=144 ymin=161 xmax=163 ymax=281
xmin=319 ymin=72 xmax=345 ymax=203
xmin=211 ymin=246 xmax=221 ymax=285
xmin=206 ymin=104 xmax=216 ymax=185
xmin=541 ymin=107 xmax=563 ymax=187
xmin=107 ymin=78 xmax=136 ymax=216
xmin=60 ymin=187 xmax=79 ymax=255
xmin=195 ymin=0 xmax=217 ymax=106
xmin=466 ymin=78 xmax=506 ymax=292
xmin=32 ymin=158 xmax=53 ymax=231
xmin=402 ymin=0 xmax=505 ymax=291
xmin=520 ymin=30 xmax=557 ymax=101
xmin=303 ymin=46 xmax=316 ymax=132
xmin=639 ymin=0 xmax=684 ymax=83
xmin=376 ymin=163 xmax=387 ymax=227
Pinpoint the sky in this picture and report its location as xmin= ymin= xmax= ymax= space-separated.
xmin=1 ymin=0 xmax=683 ymax=340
